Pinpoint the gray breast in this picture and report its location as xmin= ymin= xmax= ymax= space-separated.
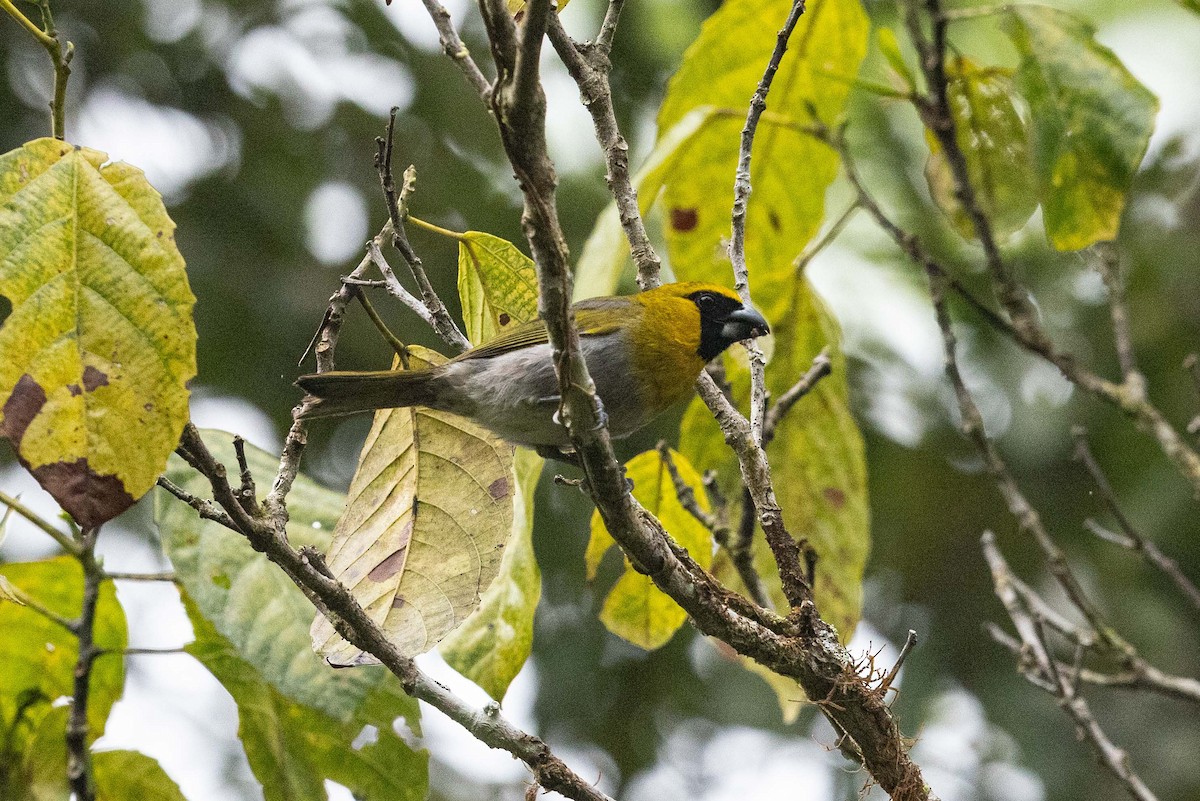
xmin=440 ymin=332 xmax=647 ymax=447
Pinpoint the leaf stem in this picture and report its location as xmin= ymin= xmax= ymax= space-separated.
xmin=1 ymin=0 xmax=72 ymax=139
xmin=1 ymin=0 xmax=52 ymax=46
xmin=407 ymin=214 xmax=466 ymax=241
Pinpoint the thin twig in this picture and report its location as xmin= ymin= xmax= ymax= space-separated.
xmin=366 ymin=238 xmax=445 ymax=336
xmin=762 ymin=349 xmax=833 ymax=447
xmin=546 ymin=14 xmax=662 ymax=288
xmin=0 ymin=488 xmax=80 ymax=555
xmin=355 ymin=288 xmax=411 ymax=358
xmin=232 ymin=435 xmax=261 ymax=517
xmin=1092 ymin=243 xmax=1141 ymax=388
xmin=376 ymin=117 xmax=471 ymax=352
xmin=416 ymin=0 xmax=492 ymax=100
xmin=926 ymin=265 xmax=1132 ymax=657
xmin=793 ymin=200 xmax=860 ymax=274
xmin=1 ymin=0 xmax=71 ymax=138
xmin=1073 ymin=428 xmax=1200 ymax=614
xmin=878 ymin=630 xmax=917 ymax=696
xmin=983 ymin=534 xmax=1159 ymax=801
xmin=730 ymin=0 xmax=807 ymax=446
xmin=103 ymin=571 xmax=177 ymax=583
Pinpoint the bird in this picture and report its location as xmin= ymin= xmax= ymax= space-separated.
xmin=295 ymin=282 xmax=769 ymax=449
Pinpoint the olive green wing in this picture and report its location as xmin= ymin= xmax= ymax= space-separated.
xmin=452 ymin=297 xmax=633 ymax=363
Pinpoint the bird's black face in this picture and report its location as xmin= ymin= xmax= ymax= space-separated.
xmin=688 ymin=290 xmax=770 ymax=361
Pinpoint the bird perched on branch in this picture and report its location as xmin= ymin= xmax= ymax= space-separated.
xmin=296 ymin=282 xmax=769 ymax=449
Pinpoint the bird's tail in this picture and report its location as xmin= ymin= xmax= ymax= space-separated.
xmin=295 ymin=368 xmax=444 ymax=419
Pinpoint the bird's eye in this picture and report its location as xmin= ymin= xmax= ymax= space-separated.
xmin=696 ymin=293 xmax=716 ymax=311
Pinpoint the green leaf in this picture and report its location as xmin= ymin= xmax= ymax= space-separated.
xmin=924 ymin=59 xmax=1038 ymax=240
xmin=311 ymin=347 xmax=517 ymax=664
xmin=573 ymin=107 xmax=719 ymax=300
xmin=10 ymin=704 xmax=69 ymax=801
xmin=93 ymin=750 xmax=187 ymax=801
xmin=0 ymin=557 xmax=127 ymax=743
xmin=439 ymin=448 xmax=543 ymax=701
xmin=587 ymin=449 xmax=713 ymax=650
xmin=155 ymin=430 xmax=418 ymax=729
xmin=184 ymin=595 xmax=428 ymax=801
xmin=1004 ymin=6 xmax=1158 ymax=250
xmin=657 ymin=0 xmax=869 ymax=314
xmin=457 ymin=231 xmax=540 ymax=345
xmin=1179 ymin=0 xmax=1200 ymax=14
xmin=679 ymin=275 xmax=869 ymax=715
xmin=0 ymin=138 xmax=197 ymax=528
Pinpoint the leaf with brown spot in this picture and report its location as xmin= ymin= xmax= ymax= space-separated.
xmin=456 ymin=231 xmax=540 ymax=346
xmin=311 ymin=347 xmax=517 ymax=663
xmin=156 ymin=430 xmax=421 ymax=729
xmin=656 ymin=0 xmax=869 ymax=316
xmin=439 ymin=448 xmax=544 ymax=701
xmin=0 ymin=138 xmax=197 ymax=528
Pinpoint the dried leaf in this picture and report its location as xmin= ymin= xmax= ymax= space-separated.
xmin=311 ymin=346 xmax=516 ymax=663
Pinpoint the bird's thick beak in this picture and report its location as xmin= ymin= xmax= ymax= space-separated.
xmin=721 ymin=306 xmax=770 ymax=341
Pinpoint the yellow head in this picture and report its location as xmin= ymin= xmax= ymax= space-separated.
xmin=629 ymin=282 xmax=769 ymax=410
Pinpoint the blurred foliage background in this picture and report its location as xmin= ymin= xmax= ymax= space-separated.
xmin=2 ymin=0 xmax=1199 ymax=799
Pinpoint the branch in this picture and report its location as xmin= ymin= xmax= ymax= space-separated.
xmin=897 ymin=0 xmax=1200 ymax=494
xmin=924 ymin=264 xmax=1134 ymax=658
xmin=376 ymin=119 xmax=471 ymax=351
xmin=902 ymin=0 xmax=1041 ymax=342
xmin=982 ymin=534 xmax=1159 ymax=801
xmin=172 ymin=425 xmax=613 ymax=801
xmin=1072 ymin=428 xmax=1200 ymax=614
xmin=729 ymin=0 xmax=805 ymax=445
xmin=1 ymin=0 xmax=72 ymax=139
xmin=416 ymin=0 xmax=492 ymax=100
xmin=546 ymin=13 xmax=663 ymax=288
xmin=413 ymin=4 xmax=940 ymax=796
xmin=762 ymin=348 xmax=832 ymax=448
xmin=65 ymin=526 xmax=102 ymax=801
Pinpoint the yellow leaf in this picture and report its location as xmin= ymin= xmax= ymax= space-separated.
xmin=311 ymin=347 xmax=517 ymax=663
xmin=587 ymin=448 xmax=713 ymax=650
xmin=506 ymin=0 xmax=569 ymax=18
xmin=0 ymin=138 xmax=197 ymax=528
xmin=657 ymin=0 xmax=869 ymax=314
xmin=439 ymin=448 xmax=544 ymax=701
xmin=457 ymin=231 xmax=540 ymax=345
